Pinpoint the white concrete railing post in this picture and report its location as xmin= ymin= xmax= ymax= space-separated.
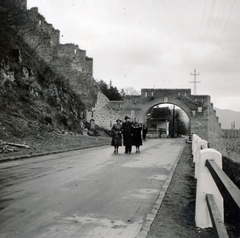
xmin=195 ymin=148 xmax=223 ymax=228
xmin=192 ymin=134 xmax=201 ymax=163
xmin=192 ymin=134 xmax=197 ymax=158
xmin=194 ymin=139 xmax=208 ymax=179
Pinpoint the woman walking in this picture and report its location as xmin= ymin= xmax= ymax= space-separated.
xmin=111 ymin=119 xmax=122 ymax=154
xmin=132 ymin=118 xmax=142 ymax=153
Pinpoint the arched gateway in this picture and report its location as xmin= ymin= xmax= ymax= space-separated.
xmin=88 ymin=88 xmax=223 ymax=144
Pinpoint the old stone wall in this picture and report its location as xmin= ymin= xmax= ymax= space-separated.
xmin=14 ymin=6 xmax=97 ymax=109
xmin=198 ymin=100 xmax=240 ymax=162
xmin=91 ymin=89 xmax=224 ymax=140
xmin=215 ymin=129 xmax=240 ymax=163
xmin=88 ymin=90 xmax=240 ymax=162
xmin=202 ymin=100 xmax=222 ymax=146
xmin=222 ymin=129 xmax=240 ymax=138
xmin=138 ymin=89 xmax=216 ymax=141
xmin=22 ymin=7 xmax=93 ymax=74
xmin=87 ymin=92 xmax=123 ymax=129
xmin=219 ymin=137 xmax=240 ymax=163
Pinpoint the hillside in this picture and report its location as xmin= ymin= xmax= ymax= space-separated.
xmin=214 ymin=107 xmax=240 ymax=129
xmin=0 ymin=2 xmax=103 ymax=149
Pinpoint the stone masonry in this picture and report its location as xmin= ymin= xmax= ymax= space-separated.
xmin=9 ymin=3 xmax=98 ymax=110
xmin=90 ymin=90 xmax=239 ymax=162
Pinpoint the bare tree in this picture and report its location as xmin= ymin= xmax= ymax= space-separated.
xmin=122 ymin=86 xmax=140 ymax=96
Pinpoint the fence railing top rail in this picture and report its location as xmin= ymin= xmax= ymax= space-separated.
xmin=205 ymin=159 xmax=240 ymax=212
xmin=206 ymin=194 xmax=229 ymax=238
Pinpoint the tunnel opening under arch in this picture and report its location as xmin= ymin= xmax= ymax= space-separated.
xmin=144 ymin=102 xmax=190 ymax=138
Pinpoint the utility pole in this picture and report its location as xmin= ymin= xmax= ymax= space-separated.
xmin=190 ymin=69 xmax=200 ymax=95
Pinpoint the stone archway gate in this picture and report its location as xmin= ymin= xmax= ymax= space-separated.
xmin=88 ymin=88 xmax=223 ymax=144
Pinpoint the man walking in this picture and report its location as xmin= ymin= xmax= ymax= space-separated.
xmin=122 ymin=116 xmax=133 ymax=153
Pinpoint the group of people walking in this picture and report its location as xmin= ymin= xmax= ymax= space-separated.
xmin=111 ymin=116 xmax=146 ymax=154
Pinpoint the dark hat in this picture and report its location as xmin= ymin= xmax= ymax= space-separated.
xmin=124 ymin=116 xmax=130 ymax=120
xmin=116 ymin=119 xmax=121 ymax=122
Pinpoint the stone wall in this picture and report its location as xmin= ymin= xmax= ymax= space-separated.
xmin=90 ymin=89 xmax=239 ymax=162
xmin=222 ymin=129 xmax=240 ymax=138
xmin=15 ymin=6 xmax=97 ymax=109
xmin=219 ymin=137 xmax=240 ymax=163
xmin=199 ymin=100 xmax=239 ymax=163
xmin=91 ymin=89 xmax=224 ymax=140
xmin=215 ymin=129 xmax=240 ymax=163
xmin=139 ymin=89 xmax=216 ymax=140
xmin=87 ymin=92 xmax=123 ymax=129
xmin=22 ymin=7 xmax=93 ymax=74
xmin=201 ymin=101 xmax=222 ymax=147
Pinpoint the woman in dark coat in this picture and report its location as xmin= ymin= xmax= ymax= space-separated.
xmin=111 ymin=119 xmax=122 ymax=154
xmin=132 ymin=118 xmax=142 ymax=153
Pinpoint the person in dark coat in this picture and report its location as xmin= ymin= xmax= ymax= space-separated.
xmin=111 ymin=119 xmax=122 ymax=154
xmin=122 ymin=116 xmax=133 ymax=154
xmin=132 ymin=118 xmax=143 ymax=153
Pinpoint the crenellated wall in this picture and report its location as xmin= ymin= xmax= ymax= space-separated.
xmin=216 ymin=129 xmax=240 ymax=163
xmin=222 ymin=129 xmax=240 ymax=138
xmin=10 ymin=5 xmax=97 ymax=109
xmin=0 ymin=1 xmax=101 ymax=85
xmin=27 ymin=8 xmax=60 ymax=46
xmin=23 ymin=7 xmax=93 ymax=76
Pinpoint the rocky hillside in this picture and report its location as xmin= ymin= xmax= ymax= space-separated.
xmin=0 ymin=3 xmax=100 ymax=145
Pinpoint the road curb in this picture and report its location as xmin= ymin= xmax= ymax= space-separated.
xmin=136 ymin=144 xmax=186 ymax=238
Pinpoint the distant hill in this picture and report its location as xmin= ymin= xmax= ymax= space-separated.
xmin=214 ymin=108 xmax=240 ymax=129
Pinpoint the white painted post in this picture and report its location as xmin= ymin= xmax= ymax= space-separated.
xmin=194 ymin=139 xmax=208 ymax=179
xmin=192 ymin=134 xmax=201 ymax=163
xmin=192 ymin=134 xmax=197 ymax=158
xmin=195 ymin=148 xmax=223 ymax=228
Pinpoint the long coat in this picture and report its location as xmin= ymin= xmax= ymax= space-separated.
xmin=122 ymin=121 xmax=133 ymax=146
xmin=111 ymin=123 xmax=122 ymax=146
xmin=132 ymin=122 xmax=142 ymax=146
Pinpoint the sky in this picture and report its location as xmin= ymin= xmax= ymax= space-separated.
xmin=27 ymin=0 xmax=240 ymax=112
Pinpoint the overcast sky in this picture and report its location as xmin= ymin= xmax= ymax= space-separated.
xmin=27 ymin=0 xmax=240 ymax=112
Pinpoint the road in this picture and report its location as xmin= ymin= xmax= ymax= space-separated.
xmin=0 ymin=138 xmax=186 ymax=238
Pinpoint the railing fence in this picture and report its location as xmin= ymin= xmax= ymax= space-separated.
xmin=191 ymin=134 xmax=240 ymax=238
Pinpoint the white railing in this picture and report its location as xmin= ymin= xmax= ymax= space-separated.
xmin=191 ymin=134 xmax=240 ymax=237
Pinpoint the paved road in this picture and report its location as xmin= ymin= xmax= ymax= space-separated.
xmin=0 ymin=138 xmax=186 ymax=238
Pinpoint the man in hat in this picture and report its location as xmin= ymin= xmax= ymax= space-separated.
xmin=122 ymin=116 xmax=133 ymax=153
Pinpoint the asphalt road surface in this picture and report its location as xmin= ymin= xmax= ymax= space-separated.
xmin=0 ymin=138 xmax=186 ymax=238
